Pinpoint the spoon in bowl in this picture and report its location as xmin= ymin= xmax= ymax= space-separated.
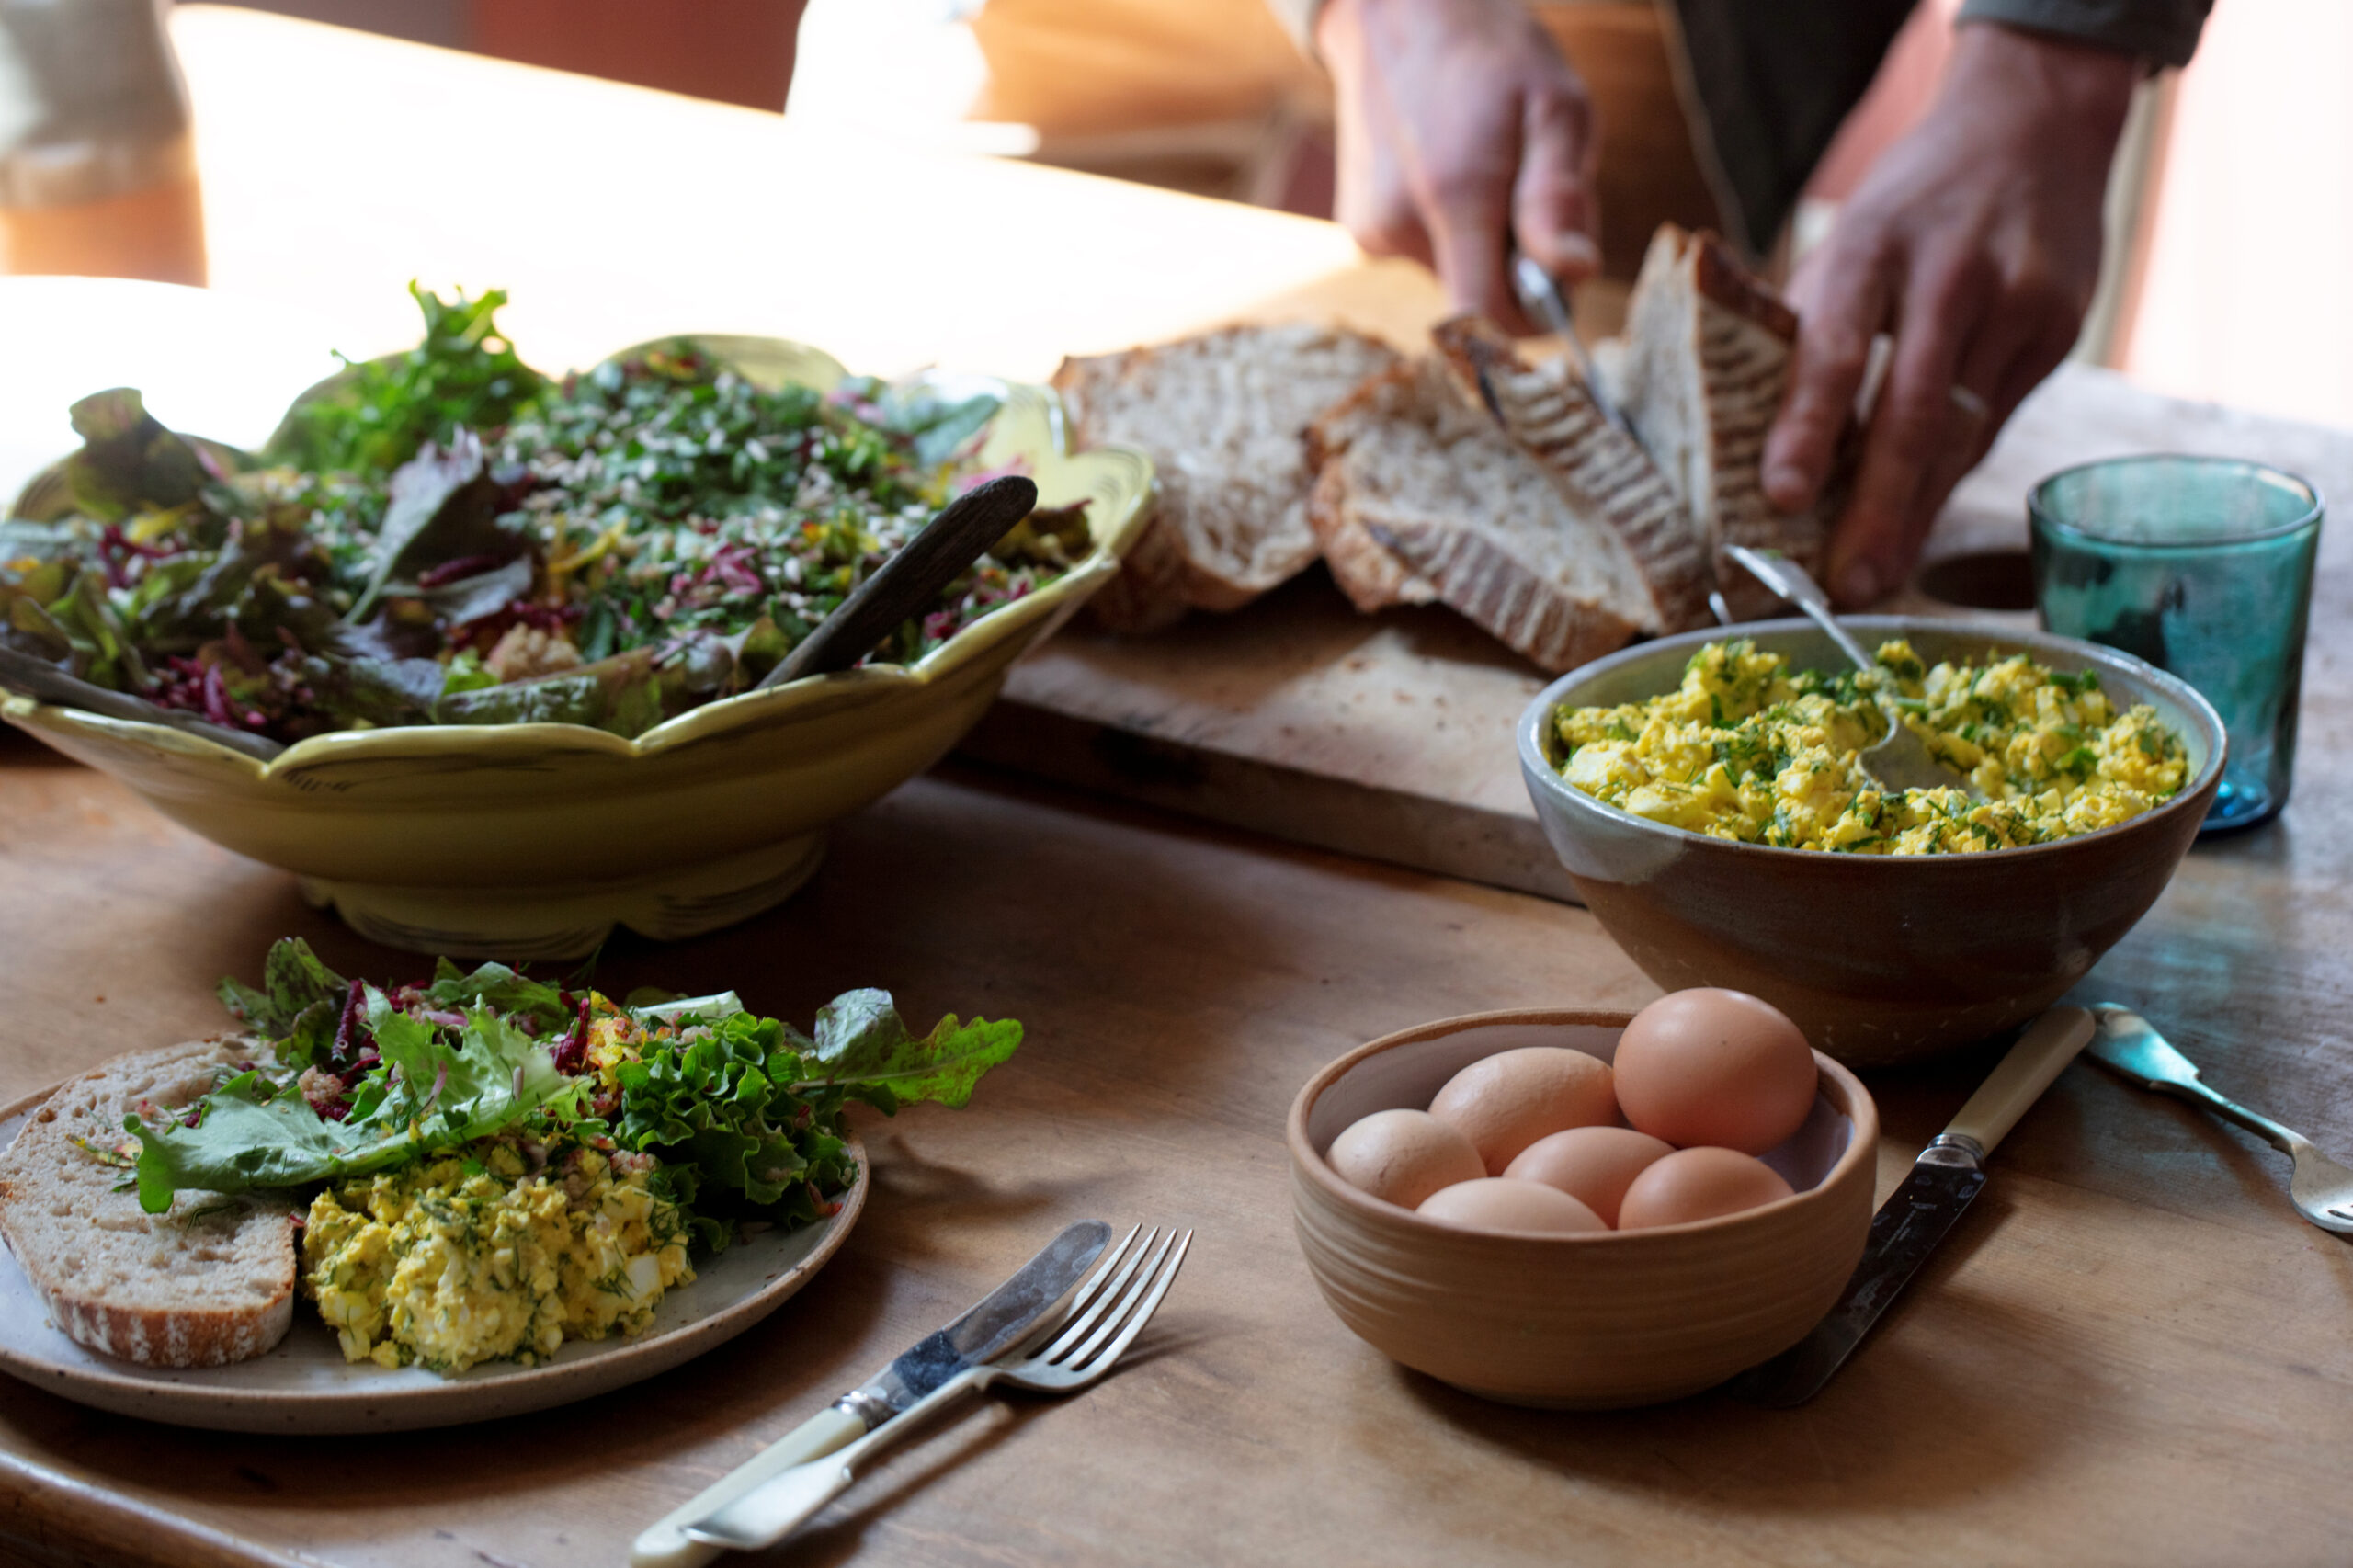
xmin=1724 ymin=544 xmax=1983 ymax=801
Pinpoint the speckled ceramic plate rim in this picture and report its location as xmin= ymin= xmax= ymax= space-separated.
xmin=0 ymin=1085 xmax=867 ymax=1434
xmin=1516 ymin=615 xmax=2232 ymax=869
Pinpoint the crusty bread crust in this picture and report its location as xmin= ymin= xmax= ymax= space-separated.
xmin=1053 ymin=324 xmax=1404 ymax=631
xmin=1432 ymin=317 xmax=1713 ymax=633
xmin=0 ymin=1038 xmax=298 ymax=1368
xmin=1620 ymin=224 xmax=1832 ymax=621
xmin=1365 ymin=517 xmax=1641 ymax=675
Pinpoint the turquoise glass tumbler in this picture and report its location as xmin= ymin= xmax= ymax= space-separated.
xmin=2029 ymin=455 xmax=2323 ymax=834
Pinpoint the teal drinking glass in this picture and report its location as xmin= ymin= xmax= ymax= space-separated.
xmin=2029 ymin=455 xmax=2323 ymax=834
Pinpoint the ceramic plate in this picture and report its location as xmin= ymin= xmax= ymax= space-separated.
xmin=0 ymin=1092 xmax=866 ymax=1434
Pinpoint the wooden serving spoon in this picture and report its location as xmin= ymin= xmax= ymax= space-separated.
xmin=755 ymin=474 xmax=1040 ymax=689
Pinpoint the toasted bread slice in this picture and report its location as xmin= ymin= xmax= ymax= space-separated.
xmin=1617 ymin=225 xmax=1830 ymax=619
xmin=1304 ymin=355 xmax=1651 ymax=672
xmin=1053 ymin=323 xmax=1404 ymax=631
xmin=0 ymin=1038 xmax=298 ymax=1368
xmin=1432 ymin=317 xmax=1714 ymax=633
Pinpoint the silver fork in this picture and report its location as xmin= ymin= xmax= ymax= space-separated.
xmin=683 ymin=1225 xmax=1193 ymax=1554
xmin=1725 ymin=544 xmax=1985 ymax=801
xmin=2088 ymin=1005 xmax=2353 ymax=1236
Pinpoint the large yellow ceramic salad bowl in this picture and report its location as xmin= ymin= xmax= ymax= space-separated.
xmin=3 ymin=338 xmax=1154 ymax=958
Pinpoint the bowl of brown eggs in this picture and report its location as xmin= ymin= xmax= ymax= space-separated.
xmin=1287 ymin=990 xmax=1877 ymax=1408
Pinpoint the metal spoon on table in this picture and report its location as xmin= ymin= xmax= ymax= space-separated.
xmin=1725 ymin=543 xmax=1983 ymax=801
xmin=2087 ymin=1005 xmax=2353 ymax=1238
xmin=755 ymin=474 xmax=1039 ymax=688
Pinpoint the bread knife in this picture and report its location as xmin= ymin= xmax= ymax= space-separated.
xmin=631 ymin=1219 xmax=1109 ymax=1568
xmin=1510 ymin=254 xmax=1630 ymax=434
xmin=1731 ymin=1006 xmax=2097 ymax=1408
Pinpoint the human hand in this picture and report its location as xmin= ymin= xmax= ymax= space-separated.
xmin=1762 ymin=23 xmax=2141 ymax=607
xmin=1315 ymin=0 xmax=1600 ymax=332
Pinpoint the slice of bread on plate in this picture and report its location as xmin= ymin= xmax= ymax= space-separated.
xmin=1053 ymin=323 xmax=1403 ymax=631
xmin=1303 ymin=353 xmax=1653 ymax=673
xmin=1432 ymin=316 xmax=1714 ymax=634
xmin=1614 ymin=224 xmax=1829 ymax=620
xmin=0 ymin=1038 xmax=299 ymax=1368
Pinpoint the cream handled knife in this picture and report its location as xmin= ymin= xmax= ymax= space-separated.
xmin=631 ymin=1219 xmax=1110 ymax=1568
xmin=1732 ymin=1006 xmax=2097 ymax=1407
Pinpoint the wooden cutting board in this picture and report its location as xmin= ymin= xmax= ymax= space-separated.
xmin=961 ymin=362 xmax=2353 ymax=901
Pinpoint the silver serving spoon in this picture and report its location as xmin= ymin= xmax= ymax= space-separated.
xmin=1725 ymin=544 xmax=1983 ymax=801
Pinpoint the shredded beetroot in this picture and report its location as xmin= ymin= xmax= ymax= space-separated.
xmin=415 ymin=553 xmax=508 ymax=588
xmin=328 ymin=978 xmax=370 ymax=1074
xmin=551 ymin=997 xmax=592 ymax=1075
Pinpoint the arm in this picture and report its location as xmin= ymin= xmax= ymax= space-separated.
xmin=1760 ymin=21 xmax=2143 ymax=607
xmin=1313 ymin=0 xmax=1601 ymax=332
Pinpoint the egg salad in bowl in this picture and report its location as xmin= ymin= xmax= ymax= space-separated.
xmin=1553 ymin=638 xmax=2188 ymax=855
xmin=120 ymin=939 xmax=1019 ymax=1374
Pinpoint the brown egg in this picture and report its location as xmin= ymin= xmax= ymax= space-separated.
xmin=1327 ymin=1109 xmax=1486 ymax=1210
xmin=1427 ymin=1047 xmax=1617 ymax=1175
xmin=1617 ymin=1146 xmax=1796 ymax=1230
xmin=1417 ymin=1177 xmax=1608 ymax=1234
xmin=1614 ymin=988 xmax=1818 ymax=1154
xmin=1504 ymin=1125 xmax=1676 ymax=1228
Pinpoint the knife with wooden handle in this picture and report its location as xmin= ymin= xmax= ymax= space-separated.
xmin=1732 ymin=1006 xmax=2097 ymax=1407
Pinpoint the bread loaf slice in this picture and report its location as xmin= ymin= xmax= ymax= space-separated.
xmin=0 ymin=1038 xmax=298 ymax=1368
xmin=1617 ymin=225 xmax=1828 ymax=620
xmin=1300 ymin=361 xmax=1442 ymax=612
xmin=1431 ymin=316 xmax=1714 ymax=633
xmin=1053 ymin=323 xmax=1404 ymax=631
xmin=1303 ymin=354 xmax=1651 ymax=672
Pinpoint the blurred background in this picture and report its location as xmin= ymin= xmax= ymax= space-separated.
xmin=5 ymin=0 xmax=2347 ymax=433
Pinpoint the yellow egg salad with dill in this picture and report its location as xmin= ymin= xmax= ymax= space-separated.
xmin=302 ymin=1142 xmax=695 ymax=1372
xmin=1553 ymin=638 xmax=2188 ymax=854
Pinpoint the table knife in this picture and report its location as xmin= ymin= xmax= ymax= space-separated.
xmin=631 ymin=1218 xmax=1110 ymax=1568
xmin=1510 ymin=253 xmax=1631 ymax=434
xmin=1732 ymin=1006 xmax=2097 ymax=1408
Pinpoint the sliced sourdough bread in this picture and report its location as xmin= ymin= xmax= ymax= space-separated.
xmin=1304 ymin=353 xmax=1652 ymax=673
xmin=0 ymin=1038 xmax=299 ymax=1368
xmin=1616 ymin=224 xmax=1829 ymax=620
xmin=1431 ymin=316 xmax=1714 ymax=634
xmin=1053 ymin=323 xmax=1404 ymax=631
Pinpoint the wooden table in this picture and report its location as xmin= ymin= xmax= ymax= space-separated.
xmin=6 ymin=9 xmax=2353 ymax=1565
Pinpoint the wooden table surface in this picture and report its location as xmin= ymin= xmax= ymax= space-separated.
xmin=6 ymin=9 xmax=2353 ymax=1567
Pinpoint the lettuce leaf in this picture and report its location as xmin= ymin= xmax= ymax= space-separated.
xmin=128 ymin=992 xmax=585 ymax=1213
xmin=806 ymin=989 xmax=1024 ymax=1111
xmin=609 ymin=990 xmax=1020 ymax=1247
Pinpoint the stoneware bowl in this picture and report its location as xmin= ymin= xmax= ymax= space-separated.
xmin=1289 ymin=1008 xmax=1877 ymax=1409
xmin=1518 ymin=618 xmax=2226 ymax=1065
xmin=1 ymin=338 xmax=1153 ymax=960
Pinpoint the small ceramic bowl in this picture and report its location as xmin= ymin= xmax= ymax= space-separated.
xmin=1518 ymin=618 xmax=2227 ymax=1065
xmin=1289 ymin=1008 xmax=1876 ymax=1409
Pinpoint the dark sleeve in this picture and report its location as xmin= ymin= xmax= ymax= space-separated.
xmin=1954 ymin=0 xmax=2211 ymax=68
xmin=1665 ymin=0 xmax=1920 ymax=257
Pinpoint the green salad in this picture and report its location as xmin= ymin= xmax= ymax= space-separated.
xmin=111 ymin=938 xmax=1020 ymax=1370
xmin=0 ymin=286 xmax=1086 ymax=743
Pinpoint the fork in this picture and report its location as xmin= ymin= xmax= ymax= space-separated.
xmin=1724 ymin=544 xmax=1985 ymax=801
xmin=683 ymin=1225 xmax=1193 ymax=1554
xmin=2087 ymin=1005 xmax=2353 ymax=1236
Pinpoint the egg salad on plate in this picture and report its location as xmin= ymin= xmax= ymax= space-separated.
xmin=121 ymin=939 xmax=1021 ymax=1373
xmin=1554 ymin=638 xmax=2188 ymax=854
